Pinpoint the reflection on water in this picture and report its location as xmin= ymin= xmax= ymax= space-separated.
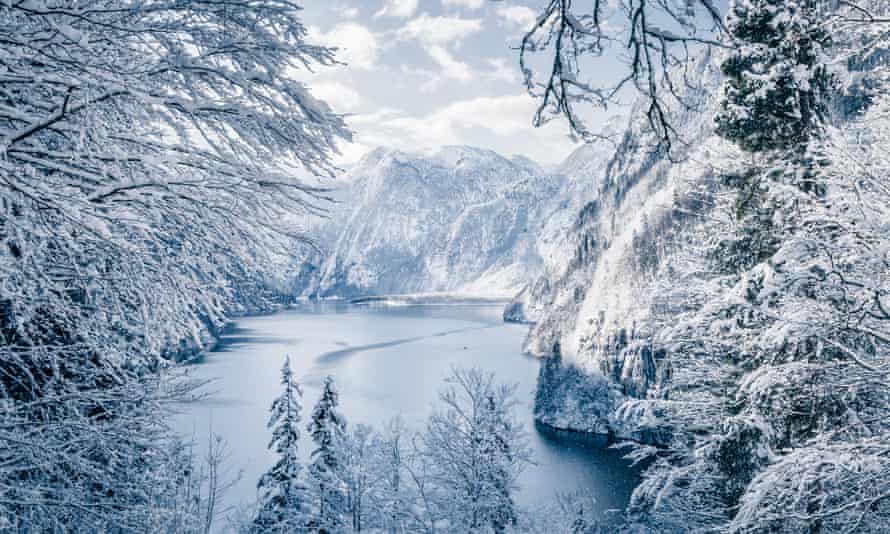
xmin=174 ymin=302 xmax=640 ymax=527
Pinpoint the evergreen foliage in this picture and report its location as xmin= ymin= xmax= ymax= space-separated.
xmin=253 ymin=356 xmax=310 ymax=533
xmin=307 ymin=376 xmax=348 ymax=531
xmin=715 ymin=0 xmax=833 ymax=154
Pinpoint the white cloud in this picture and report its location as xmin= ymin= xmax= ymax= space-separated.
xmin=333 ymin=139 xmax=372 ymax=166
xmin=495 ymin=5 xmax=538 ymax=28
xmin=340 ymin=94 xmax=576 ymax=164
xmin=415 ymin=95 xmax=536 ymax=138
xmin=309 ymin=23 xmax=379 ymax=70
xmin=396 ymin=14 xmax=482 ymax=45
xmin=334 ymin=5 xmax=360 ymax=19
xmin=485 ymin=58 xmax=516 ymax=83
xmin=401 ymin=53 xmax=515 ymax=93
xmin=333 ymin=107 xmax=408 ymax=165
xmin=350 ymin=107 xmax=406 ymax=126
xmin=312 ymin=81 xmax=362 ymax=112
xmin=374 ymin=0 xmax=417 ymax=18
xmin=393 ymin=15 xmax=482 ymax=91
xmin=427 ymin=46 xmax=473 ymax=83
xmin=441 ymin=0 xmax=485 ymax=9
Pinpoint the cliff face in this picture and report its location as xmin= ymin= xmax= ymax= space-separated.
xmin=521 ymin=39 xmax=888 ymax=441
xmin=307 ymin=146 xmax=569 ymax=299
xmin=522 ymin=60 xmax=722 ymax=441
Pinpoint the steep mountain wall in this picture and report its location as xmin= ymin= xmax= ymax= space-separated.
xmin=503 ymin=135 xmax=615 ymax=324
xmin=522 ymin=60 xmax=723 ymax=441
xmin=307 ymin=146 xmax=570 ymax=299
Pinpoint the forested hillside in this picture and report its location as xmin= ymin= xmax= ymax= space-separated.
xmin=4 ymin=0 xmax=890 ymax=532
xmin=520 ymin=0 xmax=890 ymax=531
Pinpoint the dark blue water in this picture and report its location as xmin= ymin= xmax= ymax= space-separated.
xmin=174 ymin=302 xmax=638 ymax=528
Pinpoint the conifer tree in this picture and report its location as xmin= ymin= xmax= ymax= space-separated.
xmin=253 ymin=356 xmax=309 ymax=533
xmin=715 ymin=0 xmax=833 ymax=155
xmin=712 ymin=0 xmax=834 ymax=272
xmin=630 ymin=3 xmax=890 ymax=531
xmin=307 ymin=376 xmax=348 ymax=532
xmin=707 ymin=0 xmax=839 ymax=515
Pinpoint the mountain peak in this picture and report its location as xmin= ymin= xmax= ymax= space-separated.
xmin=355 ymin=145 xmax=539 ymax=172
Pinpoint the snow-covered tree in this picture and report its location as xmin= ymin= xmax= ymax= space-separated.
xmin=521 ymin=0 xmax=873 ymax=152
xmin=339 ymin=423 xmax=387 ymax=532
xmin=478 ymin=393 xmax=521 ymax=533
xmin=307 ymin=375 xmax=348 ymax=531
xmin=518 ymin=2 xmax=890 ymax=532
xmin=253 ymin=356 xmax=310 ymax=533
xmin=526 ymin=491 xmax=608 ymax=534
xmin=423 ymin=367 xmax=532 ymax=533
xmin=0 ymin=0 xmax=347 ymax=529
xmin=376 ymin=417 xmax=412 ymax=534
xmin=715 ymin=0 xmax=833 ymax=154
xmin=710 ymin=0 xmax=835 ymax=273
xmin=619 ymin=4 xmax=890 ymax=532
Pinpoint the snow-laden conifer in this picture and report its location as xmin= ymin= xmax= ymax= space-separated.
xmin=307 ymin=375 xmax=348 ymax=531
xmin=253 ymin=356 xmax=310 ymax=533
xmin=715 ymin=0 xmax=833 ymax=154
xmin=622 ymin=3 xmax=890 ymax=531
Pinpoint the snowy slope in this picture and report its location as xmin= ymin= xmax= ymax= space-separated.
xmin=307 ymin=146 xmax=567 ymax=299
xmin=524 ymin=41 xmax=889 ymax=440
xmin=523 ymin=59 xmax=723 ymax=439
xmin=503 ymin=131 xmax=617 ymax=324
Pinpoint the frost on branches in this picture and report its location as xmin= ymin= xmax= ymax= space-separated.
xmin=523 ymin=0 xmax=890 ymax=531
xmin=239 ymin=367 xmax=535 ymax=534
xmin=422 ymin=368 xmax=533 ymax=533
xmin=0 ymin=1 xmax=347 ymax=530
xmin=619 ymin=3 xmax=890 ymax=532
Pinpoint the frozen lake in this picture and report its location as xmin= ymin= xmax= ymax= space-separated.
xmin=173 ymin=302 xmax=638 ymax=529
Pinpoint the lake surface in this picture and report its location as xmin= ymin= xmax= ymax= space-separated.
xmin=173 ymin=302 xmax=638 ymax=528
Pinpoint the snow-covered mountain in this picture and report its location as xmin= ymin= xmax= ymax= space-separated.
xmin=519 ymin=59 xmax=722 ymax=440
xmin=503 ymin=125 xmax=618 ymax=324
xmin=306 ymin=146 xmax=571 ymax=299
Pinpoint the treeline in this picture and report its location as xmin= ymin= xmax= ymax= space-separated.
xmin=240 ymin=362 xmax=611 ymax=534
xmin=245 ymin=362 xmax=530 ymax=534
xmin=0 ymin=1 xmax=348 ymax=531
xmin=523 ymin=1 xmax=890 ymax=532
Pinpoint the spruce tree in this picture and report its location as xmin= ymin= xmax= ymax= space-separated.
xmin=712 ymin=0 xmax=834 ymax=272
xmin=696 ymin=0 xmax=849 ymax=527
xmin=307 ymin=375 xmax=347 ymax=532
xmin=253 ymin=356 xmax=309 ymax=533
xmin=715 ymin=0 xmax=832 ymax=155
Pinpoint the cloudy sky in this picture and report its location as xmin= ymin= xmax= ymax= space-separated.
xmin=299 ymin=0 xmax=610 ymax=166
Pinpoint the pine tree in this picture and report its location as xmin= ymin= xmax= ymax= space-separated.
xmin=715 ymin=0 xmax=833 ymax=155
xmin=253 ymin=356 xmax=309 ymax=533
xmin=307 ymin=375 xmax=347 ymax=532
